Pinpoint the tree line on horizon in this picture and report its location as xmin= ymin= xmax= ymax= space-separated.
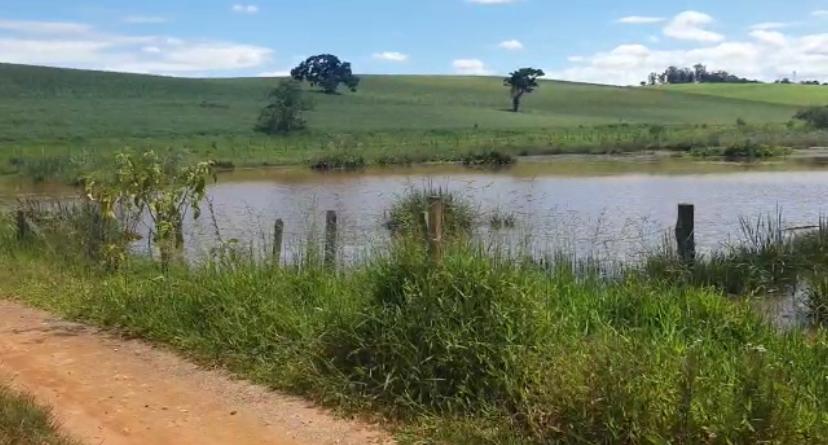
xmin=643 ymin=63 xmax=828 ymax=86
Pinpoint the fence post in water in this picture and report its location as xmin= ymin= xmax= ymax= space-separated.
xmin=272 ymin=218 xmax=284 ymax=265
xmin=427 ymin=196 xmax=444 ymax=262
xmin=324 ymin=211 xmax=337 ymax=269
xmin=675 ymin=203 xmax=696 ymax=265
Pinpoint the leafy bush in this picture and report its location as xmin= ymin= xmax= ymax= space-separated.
xmin=460 ymin=150 xmax=515 ymax=168
xmin=794 ymin=106 xmax=828 ymax=129
xmin=309 ymin=152 xmax=366 ymax=171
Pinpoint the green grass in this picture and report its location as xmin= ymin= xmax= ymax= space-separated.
xmin=1 ymin=204 xmax=828 ymax=444
xmin=667 ymin=83 xmax=828 ymax=107
xmin=0 ymin=385 xmax=78 ymax=445
xmin=3 ymin=63 xmax=828 ymax=182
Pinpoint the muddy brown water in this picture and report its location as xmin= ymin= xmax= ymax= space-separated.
xmin=4 ymin=155 xmax=828 ymax=263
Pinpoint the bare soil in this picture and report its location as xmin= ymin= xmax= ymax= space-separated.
xmin=0 ymin=300 xmax=393 ymax=445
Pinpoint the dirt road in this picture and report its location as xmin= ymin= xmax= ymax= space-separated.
xmin=0 ymin=300 xmax=393 ymax=445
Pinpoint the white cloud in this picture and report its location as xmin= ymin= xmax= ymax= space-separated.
xmin=452 ymin=58 xmax=491 ymax=75
xmin=663 ymin=11 xmax=724 ymax=43
xmin=257 ymin=70 xmax=290 ymax=77
xmin=749 ymin=30 xmax=787 ymax=46
xmin=750 ymin=22 xmax=793 ymax=30
xmin=813 ymin=10 xmax=828 ymax=17
xmin=232 ymin=4 xmax=259 ymax=14
xmin=467 ymin=0 xmax=518 ymax=4
xmin=549 ymin=30 xmax=828 ymax=85
xmin=497 ymin=39 xmax=524 ymax=50
xmin=0 ymin=19 xmax=90 ymax=34
xmin=617 ymin=16 xmax=665 ymax=25
xmin=0 ymin=18 xmax=273 ymax=75
xmin=124 ymin=16 xmax=168 ymax=24
xmin=372 ymin=51 xmax=409 ymax=62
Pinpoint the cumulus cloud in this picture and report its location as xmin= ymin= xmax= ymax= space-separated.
xmin=497 ymin=39 xmax=524 ymax=50
xmin=372 ymin=51 xmax=409 ymax=62
xmin=749 ymin=30 xmax=787 ymax=46
xmin=452 ymin=59 xmax=491 ymax=75
xmin=0 ymin=18 xmax=272 ymax=75
xmin=617 ymin=16 xmax=665 ymax=25
xmin=231 ymin=4 xmax=259 ymax=14
xmin=548 ymin=30 xmax=828 ymax=85
xmin=663 ymin=11 xmax=724 ymax=42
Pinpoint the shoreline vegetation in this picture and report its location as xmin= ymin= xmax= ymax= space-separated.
xmin=1 ymin=181 xmax=827 ymax=444
xmin=3 ymin=123 xmax=826 ymax=182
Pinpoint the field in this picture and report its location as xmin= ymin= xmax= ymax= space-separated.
xmin=667 ymin=83 xmax=828 ymax=107
xmin=1 ymin=63 xmax=826 ymax=181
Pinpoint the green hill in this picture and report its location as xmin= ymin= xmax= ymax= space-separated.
xmin=1 ymin=63 xmax=825 ymax=180
xmin=0 ymin=63 xmax=806 ymax=143
xmin=665 ymin=83 xmax=828 ymax=107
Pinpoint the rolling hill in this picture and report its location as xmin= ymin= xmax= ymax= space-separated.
xmin=0 ymin=63 xmax=814 ymax=144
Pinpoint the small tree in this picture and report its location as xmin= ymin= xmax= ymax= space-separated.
xmin=291 ymin=54 xmax=360 ymax=94
xmin=504 ymin=68 xmax=545 ymax=112
xmin=255 ymin=80 xmax=313 ymax=134
xmin=794 ymin=106 xmax=828 ymax=129
xmin=85 ymin=151 xmax=214 ymax=269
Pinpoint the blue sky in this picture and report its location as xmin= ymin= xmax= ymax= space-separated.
xmin=0 ymin=0 xmax=826 ymax=84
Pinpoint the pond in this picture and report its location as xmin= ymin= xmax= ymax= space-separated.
xmin=4 ymin=154 xmax=828 ymax=264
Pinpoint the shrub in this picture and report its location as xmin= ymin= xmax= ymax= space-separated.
xmin=460 ymin=150 xmax=515 ymax=168
xmin=794 ymin=106 xmax=828 ymax=129
xmin=309 ymin=152 xmax=366 ymax=171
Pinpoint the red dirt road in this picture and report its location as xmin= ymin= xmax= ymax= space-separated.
xmin=0 ymin=300 xmax=393 ymax=445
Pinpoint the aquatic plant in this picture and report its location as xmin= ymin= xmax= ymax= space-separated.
xmin=385 ymin=186 xmax=476 ymax=238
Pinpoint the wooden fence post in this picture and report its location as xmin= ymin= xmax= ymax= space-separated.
xmin=324 ymin=211 xmax=337 ymax=269
xmin=427 ymin=196 xmax=444 ymax=262
xmin=272 ymin=218 xmax=284 ymax=264
xmin=16 ymin=209 xmax=28 ymax=240
xmin=675 ymin=203 xmax=696 ymax=264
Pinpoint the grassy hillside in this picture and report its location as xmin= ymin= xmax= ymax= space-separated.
xmin=666 ymin=83 xmax=828 ymax=107
xmin=0 ymin=63 xmax=825 ymax=181
xmin=0 ymin=63 xmax=806 ymax=142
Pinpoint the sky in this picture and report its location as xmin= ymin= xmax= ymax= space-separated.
xmin=0 ymin=0 xmax=827 ymax=85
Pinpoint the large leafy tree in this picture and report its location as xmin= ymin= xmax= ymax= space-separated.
xmin=290 ymin=54 xmax=360 ymax=94
xmin=504 ymin=68 xmax=545 ymax=113
xmin=255 ymin=80 xmax=313 ymax=135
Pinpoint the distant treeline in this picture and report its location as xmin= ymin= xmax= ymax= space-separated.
xmin=644 ymin=64 xmax=827 ymax=86
xmin=643 ymin=64 xmax=758 ymax=85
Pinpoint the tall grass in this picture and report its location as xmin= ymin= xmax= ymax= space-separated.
xmin=646 ymin=213 xmax=828 ymax=297
xmin=0 ymin=384 xmax=78 ymax=445
xmin=1 ymin=206 xmax=827 ymax=443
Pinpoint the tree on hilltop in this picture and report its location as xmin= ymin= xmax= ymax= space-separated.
xmin=504 ymin=68 xmax=545 ymax=113
xmin=290 ymin=54 xmax=360 ymax=94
